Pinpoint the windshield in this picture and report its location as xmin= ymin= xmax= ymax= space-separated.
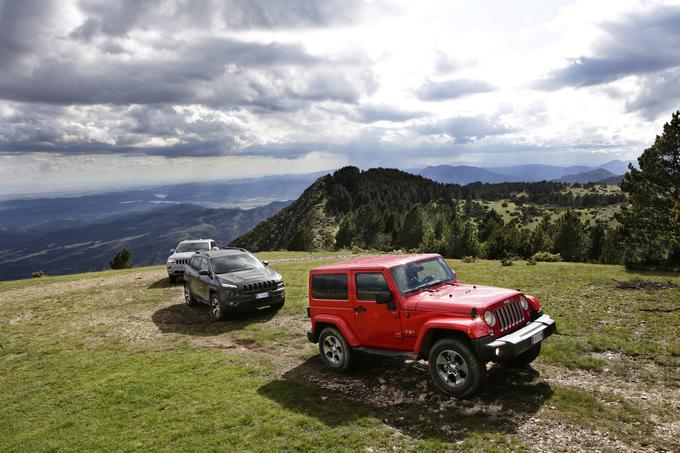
xmin=211 ymin=253 xmax=265 ymax=274
xmin=390 ymin=257 xmax=456 ymax=294
xmin=175 ymin=242 xmax=210 ymax=253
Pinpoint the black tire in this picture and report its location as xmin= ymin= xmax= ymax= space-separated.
xmin=210 ymin=292 xmax=227 ymax=321
xmin=269 ymin=299 xmax=285 ymax=311
xmin=169 ymin=275 xmax=177 ymax=284
xmin=318 ymin=327 xmax=351 ymax=372
xmin=183 ymin=283 xmax=197 ymax=306
xmin=428 ymin=338 xmax=486 ymax=398
xmin=504 ymin=344 xmax=541 ymax=368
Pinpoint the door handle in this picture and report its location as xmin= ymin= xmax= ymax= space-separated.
xmin=354 ymin=306 xmax=367 ymax=313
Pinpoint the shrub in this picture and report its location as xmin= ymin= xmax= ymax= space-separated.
xmin=532 ymin=251 xmax=562 ymax=262
xmin=32 ymin=271 xmax=47 ymax=278
xmin=110 ymin=248 xmax=132 ymax=269
xmin=501 ymin=258 xmax=513 ymax=266
xmin=527 ymin=257 xmax=537 ymax=265
xmin=351 ymin=245 xmax=364 ymax=254
xmin=462 ymin=256 xmax=478 ymax=263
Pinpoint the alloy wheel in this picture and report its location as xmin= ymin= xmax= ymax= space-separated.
xmin=435 ymin=349 xmax=469 ymax=388
xmin=322 ymin=335 xmax=344 ymax=365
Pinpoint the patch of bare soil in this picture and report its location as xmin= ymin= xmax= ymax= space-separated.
xmin=614 ymin=278 xmax=678 ymax=290
xmin=518 ymin=362 xmax=680 ymax=452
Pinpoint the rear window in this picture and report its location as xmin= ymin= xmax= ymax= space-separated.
xmin=311 ymin=274 xmax=348 ymax=300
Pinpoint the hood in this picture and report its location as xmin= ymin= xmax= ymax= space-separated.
xmin=409 ymin=283 xmax=520 ymax=313
xmin=216 ymin=267 xmax=280 ymax=285
xmin=168 ymin=252 xmax=198 ymax=260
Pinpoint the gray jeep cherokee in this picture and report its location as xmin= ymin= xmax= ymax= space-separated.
xmin=183 ymin=248 xmax=285 ymax=320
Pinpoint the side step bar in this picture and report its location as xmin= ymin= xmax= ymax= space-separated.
xmin=352 ymin=346 xmax=417 ymax=359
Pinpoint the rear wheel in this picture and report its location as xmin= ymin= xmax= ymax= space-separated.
xmin=184 ymin=283 xmax=197 ymax=306
xmin=318 ymin=327 xmax=351 ymax=372
xmin=504 ymin=344 xmax=541 ymax=368
xmin=211 ymin=293 xmax=227 ymax=321
xmin=428 ymin=338 xmax=485 ymax=398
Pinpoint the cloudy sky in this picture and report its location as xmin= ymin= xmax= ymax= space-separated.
xmin=1 ymin=0 xmax=680 ymax=196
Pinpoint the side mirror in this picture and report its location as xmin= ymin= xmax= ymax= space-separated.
xmin=198 ymin=270 xmax=210 ymax=276
xmin=375 ymin=291 xmax=392 ymax=304
xmin=262 ymin=260 xmax=269 ymax=266
xmin=211 ymin=247 xmax=219 ymax=251
xmin=375 ymin=291 xmax=396 ymax=310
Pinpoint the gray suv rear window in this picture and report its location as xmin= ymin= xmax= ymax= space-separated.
xmin=312 ymin=274 xmax=348 ymax=300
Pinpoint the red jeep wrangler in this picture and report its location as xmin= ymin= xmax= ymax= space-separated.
xmin=306 ymin=254 xmax=556 ymax=397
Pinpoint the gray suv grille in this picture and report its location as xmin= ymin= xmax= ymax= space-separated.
xmin=175 ymin=259 xmax=189 ymax=265
xmin=242 ymin=280 xmax=278 ymax=294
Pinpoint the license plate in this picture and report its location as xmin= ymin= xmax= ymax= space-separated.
xmin=255 ymin=292 xmax=270 ymax=300
xmin=531 ymin=332 xmax=543 ymax=344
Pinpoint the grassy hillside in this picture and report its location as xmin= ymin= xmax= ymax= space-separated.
xmin=1 ymin=255 xmax=678 ymax=451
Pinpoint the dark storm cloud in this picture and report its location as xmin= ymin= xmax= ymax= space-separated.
xmin=0 ymin=0 xmax=55 ymax=67
xmin=625 ymin=68 xmax=680 ymax=120
xmin=0 ymin=103 xmax=248 ymax=157
xmin=72 ymin=0 xmax=373 ymax=38
xmin=0 ymin=38 xmax=322 ymax=106
xmin=356 ymin=105 xmax=427 ymax=123
xmin=536 ymin=5 xmax=680 ymax=89
xmin=416 ymin=78 xmax=495 ymax=101
xmin=0 ymin=0 xmax=384 ymax=157
xmin=416 ymin=115 xmax=512 ymax=143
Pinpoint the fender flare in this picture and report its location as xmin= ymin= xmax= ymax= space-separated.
xmin=312 ymin=314 xmax=361 ymax=347
xmin=413 ymin=318 xmax=482 ymax=356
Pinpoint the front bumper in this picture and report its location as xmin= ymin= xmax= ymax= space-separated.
xmin=167 ymin=264 xmax=186 ymax=277
xmin=222 ymin=287 xmax=286 ymax=311
xmin=472 ymin=314 xmax=556 ymax=362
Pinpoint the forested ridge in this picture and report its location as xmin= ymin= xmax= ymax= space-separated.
xmin=232 ymin=166 xmax=626 ymax=264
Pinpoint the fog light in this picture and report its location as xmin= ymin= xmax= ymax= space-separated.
xmin=495 ymin=347 xmax=502 ymax=357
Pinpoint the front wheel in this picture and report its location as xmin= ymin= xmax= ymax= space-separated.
xmin=504 ymin=344 xmax=541 ymax=368
xmin=428 ymin=338 xmax=486 ymax=398
xmin=318 ymin=327 xmax=351 ymax=372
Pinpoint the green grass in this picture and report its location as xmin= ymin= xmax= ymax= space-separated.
xmin=1 ymin=254 xmax=679 ymax=451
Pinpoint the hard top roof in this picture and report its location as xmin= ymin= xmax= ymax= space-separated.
xmin=195 ymin=248 xmax=249 ymax=258
xmin=311 ymin=254 xmax=441 ymax=272
xmin=179 ymin=239 xmax=214 ymax=243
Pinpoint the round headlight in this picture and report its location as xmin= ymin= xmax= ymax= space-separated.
xmin=484 ymin=311 xmax=496 ymax=327
xmin=520 ymin=295 xmax=529 ymax=310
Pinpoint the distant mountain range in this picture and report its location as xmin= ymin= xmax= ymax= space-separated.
xmin=0 ymin=161 xmax=634 ymax=280
xmin=0 ymin=201 xmax=290 ymax=281
xmin=0 ymin=172 xmax=321 ymax=230
xmin=419 ymin=160 xmax=633 ymax=185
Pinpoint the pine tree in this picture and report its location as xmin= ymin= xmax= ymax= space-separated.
xmin=419 ymin=227 xmax=442 ymax=253
xmin=287 ymin=228 xmax=314 ymax=251
xmin=553 ymin=211 xmax=589 ymax=262
xmin=619 ymin=110 xmax=680 ymax=268
xmin=335 ymin=215 xmax=354 ymax=249
xmin=398 ymin=206 xmax=424 ymax=250
xmin=110 ymin=248 xmax=132 ymax=269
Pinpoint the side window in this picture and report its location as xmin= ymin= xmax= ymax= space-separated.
xmin=311 ymin=274 xmax=348 ymax=300
xmin=210 ymin=241 xmax=217 ymax=249
xmin=356 ymin=273 xmax=390 ymax=301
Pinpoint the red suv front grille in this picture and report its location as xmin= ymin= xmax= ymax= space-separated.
xmin=494 ymin=299 xmax=527 ymax=333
